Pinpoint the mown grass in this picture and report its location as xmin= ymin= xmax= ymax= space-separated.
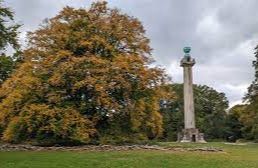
xmin=0 ymin=142 xmax=258 ymax=168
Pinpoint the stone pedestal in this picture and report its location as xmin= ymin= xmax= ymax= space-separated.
xmin=178 ymin=47 xmax=206 ymax=143
xmin=178 ymin=128 xmax=206 ymax=143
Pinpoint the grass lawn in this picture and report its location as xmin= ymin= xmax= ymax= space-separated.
xmin=0 ymin=142 xmax=258 ymax=168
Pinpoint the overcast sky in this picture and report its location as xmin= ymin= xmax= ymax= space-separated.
xmin=4 ymin=0 xmax=258 ymax=106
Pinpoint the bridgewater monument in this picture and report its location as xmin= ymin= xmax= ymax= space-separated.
xmin=178 ymin=47 xmax=206 ymax=143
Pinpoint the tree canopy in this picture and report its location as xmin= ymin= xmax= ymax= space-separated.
xmin=0 ymin=2 xmax=172 ymax=145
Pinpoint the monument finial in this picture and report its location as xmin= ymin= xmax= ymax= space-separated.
xmin=183 ymin=46 xmax=191 ymax=57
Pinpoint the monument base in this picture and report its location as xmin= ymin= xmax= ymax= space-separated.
xmin=177 ymin=128 xmax=206 ymax=143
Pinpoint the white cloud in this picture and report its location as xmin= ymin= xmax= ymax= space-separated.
xmin=196 ymin=10 xmax=221 ymax=37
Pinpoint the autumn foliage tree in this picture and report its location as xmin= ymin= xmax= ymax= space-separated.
xmin=0 ymin=2 xmax=171 ymax=144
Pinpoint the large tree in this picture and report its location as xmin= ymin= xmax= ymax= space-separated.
xmin=235 ymin=45 xmax=258 ymax=141
xmin=0 ymin=1 xmax=21 ymax=85
xmin=0 ymin=2 xmax=172 ymax=145
xmin=161 ymin=84 xmax=229 ymax=141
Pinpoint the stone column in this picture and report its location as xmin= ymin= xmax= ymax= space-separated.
xmin=182 ymin=57 xmax=195 ymax=129
xmin=178 ymin=47 xmax=206 ymax=143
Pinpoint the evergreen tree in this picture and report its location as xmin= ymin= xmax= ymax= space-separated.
xmin=0 ymin=1 xmax=21 ymax=85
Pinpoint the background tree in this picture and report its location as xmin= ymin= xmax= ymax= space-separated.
xmin=233 ymin=45 xmax=258 ymax=142
xmin=0 ymin=1 xmax=21 ymax=85
xmin=161 ymin=84 xmax=229 ymax=141
xmin=0 ymin=2 xmax=172 ymax=145
xmin=245 ymin=45 xmax=258 ymax=103
xmin=225 ymin=104 xmax=244 ymax=142
xmin=160 ymin=84 xmax=183 ymax=140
